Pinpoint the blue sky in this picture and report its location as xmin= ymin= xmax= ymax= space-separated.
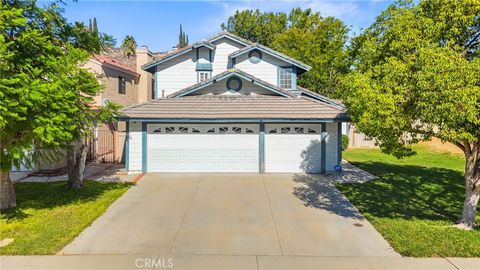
xmin=48 ymin=0 xmax=395 ymax=52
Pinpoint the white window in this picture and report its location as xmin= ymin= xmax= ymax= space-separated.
xmin=198 ymin=71 xmax=210 ymax=82
xmin=278 ymin=67 xmax=293 ymax=89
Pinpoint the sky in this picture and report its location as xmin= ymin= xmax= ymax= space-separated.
xmin=43 ymin=0 xmax=395 ymax=52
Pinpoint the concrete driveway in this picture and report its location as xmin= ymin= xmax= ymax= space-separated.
xmin=62 ymin=174 xmax=398 ymax=257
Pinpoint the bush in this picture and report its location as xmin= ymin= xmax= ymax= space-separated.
xmin=341 ymin=134 xmax=349 ymax=151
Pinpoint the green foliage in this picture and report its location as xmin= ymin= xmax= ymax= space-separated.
xmin=221 ymin=9 xmax=287 ymax=47
xmin=341 ymin=134 xmax=349 ymax=151
xmin=0 ymin=181 xmax=131 ymax=255
xmin=221 ymin=8 xmax=350 ymax=97
xmin=178 ymin=24 xmax=188 ymax=48
xmin=340 ymin=0 xmax=480 ymax=158
xmin=338 ymin=146 xmax=479 ymax=257
xmin=0 ymin=0 xmax=120 ymax=171
xmin=121 ymin=35 xmax=137 ymax=58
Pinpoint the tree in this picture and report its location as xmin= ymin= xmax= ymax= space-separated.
xmin=340 ymin=0 xmax=480 ymax=229
xmin=221 ymin=9 xmax=287 ymax=47
xmin=121 ymin=35 xmax=137 ymax=58
xmin=178 ymin=24 xmax=188 ymax=48
xmin=0 ymin=0 xmax=119 ymax=208
xmin=92 ymin=17 xmax=98 ymax=35
xmin=273 ymin=8 xmax=349 ymax=97
xmin=221 ymin=8 xmax=349 ymax=97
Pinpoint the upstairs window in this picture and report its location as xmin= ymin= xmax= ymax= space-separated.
xmin=118 ymin=76 xmax=126 ymax=94
xmin=278 ymin=67 xmax=293 ymax=90
xmin=198 ymin=71 xmax=210 ymax=83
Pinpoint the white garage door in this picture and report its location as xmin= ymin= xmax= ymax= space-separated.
xmin=147 ymin=124 xmax=259 ymax=172
xmin=265 ymin=124 xmax=322 ymax=173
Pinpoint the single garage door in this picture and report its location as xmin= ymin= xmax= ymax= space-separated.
xmin=147 ymin=124 xmax=259 ymax=172
xmin=265 ymin=124 xmax=322 ymax=173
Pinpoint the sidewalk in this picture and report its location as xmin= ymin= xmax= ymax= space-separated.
xmin=10 ymin=163 xmax=139 ymax=183
xmin=1 ymin=255 xmax=479 ymax=270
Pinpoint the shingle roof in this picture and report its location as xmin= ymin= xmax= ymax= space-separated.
xmin=121 ymin=95 xmax=347 ymax=120
xmin=92 ymin=54 xmax=140 ymax=76
xmin=297 ymin=86 xmax=345 ymax=110
xmin=141 ymin=40 xmax=216 ymax=72
xmin=167 ymin=68 xmax=295 ymax=98
xmin=229 ymin=44 xmax=312 ymax=72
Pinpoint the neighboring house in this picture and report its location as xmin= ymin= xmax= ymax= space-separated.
xmin=121 ymin=32 xmax=347 ymax=174
xmin=83 ymin=48 xmax=156 ymax=163
xmin=11 ymin=47 xmax=158 ymax=172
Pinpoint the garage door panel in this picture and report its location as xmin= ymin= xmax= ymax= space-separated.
xmin=147 ymin=125 xmax=258 ymax=173
xmin=265 ymin=124 xmax=322 ymax=173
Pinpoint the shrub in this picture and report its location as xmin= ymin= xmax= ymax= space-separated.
xmin=341 ymin=134 xmax=349 ymax=151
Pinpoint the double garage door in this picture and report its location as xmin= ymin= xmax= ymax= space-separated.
xmin=146 ymin=124 xmax=322 ymax=173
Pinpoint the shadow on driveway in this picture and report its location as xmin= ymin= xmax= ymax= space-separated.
xmin=292 ymin=174 xmax=365 ymax=220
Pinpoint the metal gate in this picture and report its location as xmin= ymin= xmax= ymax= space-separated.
xmin=87 ymin=128 xmax=116 ymax=163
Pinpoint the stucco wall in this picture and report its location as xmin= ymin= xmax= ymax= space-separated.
xmin=83 ymin=60 xmax=139 ymax=108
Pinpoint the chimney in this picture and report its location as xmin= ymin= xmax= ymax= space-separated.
xmin=135 ymin=46 xmax=153 ymax=103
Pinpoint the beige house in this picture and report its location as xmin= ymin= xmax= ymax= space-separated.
xmin=82 ymin=47 xmax=161 ymax=163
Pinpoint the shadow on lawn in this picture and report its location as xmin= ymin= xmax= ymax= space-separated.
xmin=337 ymin=161 xmax=466 ymax=222
xmin=292 ymin=174 xmax=365 ymax=220
xmin=1 ymin=181 xmax=131 ymax=220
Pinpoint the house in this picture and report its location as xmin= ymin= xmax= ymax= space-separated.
xmin=83 ymin=48 xmax=156 ymax=163
xmin=11 ymin=47 xmax=160 ymax=172
xmin=121 ymin=32 xmax=347 ymax=173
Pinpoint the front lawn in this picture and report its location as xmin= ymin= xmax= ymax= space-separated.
xmin=337 ymin=145 xmax=480 ymax=257
xmin=0 ymin=181 xmax=131 ymax=255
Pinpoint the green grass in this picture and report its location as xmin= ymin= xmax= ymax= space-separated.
xmin=337 ymin=145 xmax=480 ymax=257
xmin=0 ymin=181 xmax=131 ymax=255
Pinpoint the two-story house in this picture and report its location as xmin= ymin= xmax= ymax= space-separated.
xmin=83 ymin=50 xmax=152 ymax=163
xmin=121 ymin=32 xmax=347 ymax=174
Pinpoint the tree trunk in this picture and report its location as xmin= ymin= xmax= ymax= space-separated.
xmin=457 ymin=148 xmax=480 ymax=230
xmin=0 ymin=169 xmax=16 ymax=210
xmin=67 ymin=142 xmax=88 ymax=189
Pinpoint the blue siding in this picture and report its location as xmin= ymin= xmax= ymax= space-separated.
xmin=119 ymin=118 xmax=347 ymax=123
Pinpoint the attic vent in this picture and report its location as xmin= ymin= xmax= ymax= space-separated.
xmin=226 ymin=76 xmax=242 ymax=92
xmin=196 ymin=63 xmax=212 ymax=71
xmin=248 ymin=49 xmax=262 ymax=64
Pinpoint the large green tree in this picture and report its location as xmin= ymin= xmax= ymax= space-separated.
xmin=340 ymin=0 xmax=480 ymax=229
xmin=0 ymin=0 xmax=119 ymax=208
xmin=221 ymin=8 xmax=349 ymax=97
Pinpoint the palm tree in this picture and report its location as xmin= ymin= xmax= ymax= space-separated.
xmin=121 ymin=35 xmax=137 ymax=58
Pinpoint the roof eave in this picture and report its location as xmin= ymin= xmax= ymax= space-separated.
xmin=118 ymin=116 xmax=350 ymax=122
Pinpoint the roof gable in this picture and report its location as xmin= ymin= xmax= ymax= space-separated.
xmin=168 ymin=69 xmax=295 ymax=98
xmin=229 ymin=44 xmax=311 ymax=73
xmin=142 ymin=32 xmax=251 ymax=73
